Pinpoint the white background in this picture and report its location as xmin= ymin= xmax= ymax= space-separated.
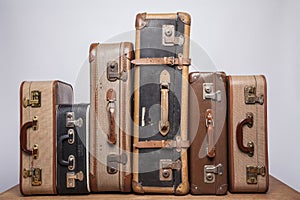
xmin=1 ymin=0 xmax=299 ymax=193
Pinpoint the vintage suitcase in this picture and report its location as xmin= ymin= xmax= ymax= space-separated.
xmin=189 ymin=72 xmax=228 ymax=195
xmin=89 ymin=42 xmax=133 ymax=192
xmin=56 ymin=104 xmax=90 ymax=194
xmin=20 ymin=81 xmax=73 ymax=195
xmin=132 ymin=12 xmax=191 ymax=195
xmin=228 ymin=75 xmax=269 ymax=193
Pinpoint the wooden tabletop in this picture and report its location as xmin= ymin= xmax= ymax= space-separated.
xmin=0 ymin=176 xmax=299 ymax=200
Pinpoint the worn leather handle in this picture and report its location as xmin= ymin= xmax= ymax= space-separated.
xmin=236 ymin=112 xmax=254 ymax=157
xmin=159 ymin=70 xmax=170 ymax=136
xmin=107 ymin=89 xmax=117 ymax=144
xmin=57 ymin=134 xmax=70 ymax=166
xmin=20 ymin=117 xmax=38 ymax=155
xmin=206 ymin=109 xmax=216 ymax=158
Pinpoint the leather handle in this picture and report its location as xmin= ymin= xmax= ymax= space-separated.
xmin=159 ymin=70 xmax=170 ymax=136
xmin=20 ymin=117 xmax=38 ymax=155
xmin=57 ymin=134 xmax=70 ymax=166
xmin=206 ymin=109 xmax=215 ymax=158
xmin=107 ymin=89 xmax=117 ymax=144
xmin=236 ymin=112 xmax=254 ymax=157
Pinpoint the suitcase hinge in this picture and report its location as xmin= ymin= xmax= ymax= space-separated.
xmin=204 ymin=164 xmax=223 ymax=183
xmin=66 ymin=171 xmax=84 ymax=188
xmin=66 ymin=112 xmax=83 ymax=128
xmin=23 ymin=168 xmax=42 ymax=186
xmin=162 ymin=25 xmax=184 ymax=46
xmin=160 ymin=159 xmax=182 ymax=181
xmin=244 ymin=85 xmax=264 ymax=104
xmin=23 ymin=90 xmax=41 ymax=108
xmin=246 ymin=165 xmax=266 ymax=184
xmin=203 ymin=83 xmax=221 ymax=102
xmin=107 ymin=61 xmax=127 ymax=82
xmin=107 ymin=153 xmax=128 ymax=174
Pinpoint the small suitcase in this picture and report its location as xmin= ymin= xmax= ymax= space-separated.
xmin=132 ymin=12 xmax=191 ymax=195
xmin=20 ymin=81 xmax=73 ymax=195
xmin=227 ymin=75 xmax=269 ymax=193
xmin=189 ymin=72 xmax=228 ymax=195
xmin=56 ymin=104 xmax=90 ymax=194
xmin=89 ymin=42 xmax=133 ymax=192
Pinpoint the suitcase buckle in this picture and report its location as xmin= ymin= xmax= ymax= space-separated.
xmin=203 ymin=83 xmax=221 ymax=102
xmin=107 ymin=153 xmax=128 ymax=174
xmin=204 ymin=164 xmax=223 ymax=183
xmin=246 ymin=165 xmax=266 ymax=184
xmin=23 ymin=168 xmax=42 ymax=186
xmin=160 ymin=159 xmax=182 ymax=181
xmin=244 ymin=85 xmax=264 ymax=104
xmin=23 ymin=90 xmax=41 ymax=108
xmin=66 ymin=171 xmax=84 ymax=188
xmin=162 ymin=25 xmax=184 ymax=46
xmin=66 ymin=112 xmax=83 ymax=127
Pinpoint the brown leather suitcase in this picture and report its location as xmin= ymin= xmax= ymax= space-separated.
xmin=132 ymin=12 xmax=191 ymax=195
xmin=228 ymin=75 xmax=269 ymax=193
xmin=189 ymin=72 xmax=228 ymax=195
xmin=20 ymin=81 xmax=73 ymax=195
xmin=89 ymin=42 xmax=133 ymax=192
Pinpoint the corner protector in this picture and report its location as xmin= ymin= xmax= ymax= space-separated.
xmin=132 ymin=180 xmax=144 ymax=194
xmin=122 ymin=42 xmax=134 ymax=61
xmin=175 ymin=181 xmax=189 ymax=195
xmin=89 ymin=43 xmax=99 ymax=63
xmin=135 ymin=13 xmax=147 ymax=30
xmin=178 ymin=12 xmax=191 ymax=25
xmin=188 ymin=72 xmax=200 ymax=84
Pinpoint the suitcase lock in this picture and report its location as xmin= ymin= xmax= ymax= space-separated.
xmin=107 ymin=61 xmax=127 ymax=82
xmin=160 ymin=159 xmax=182 ymax=181
xmin=23 ymin=168 xmax=42 ymax=186
xmin=66 ymin=171 xmax=84 ymax=188
xmin=107 ymin=153 xmax=128 ymax=174
xmin=204 ymin=164 xmax=223 ymax=183
xmin=244 ymin=85 xmax=264 ymax=104
xmin=246 ymin=165 xmax=266 ymax=184
xmin=66 ymin=112 xmax=83 ymax=128
xmin=203 ymin=83 xmax=221 ymax=102
xmin=23 ymin=90 xmax=41 ymax=108
xmin=162 ymin=25 xmax=184 ymax=46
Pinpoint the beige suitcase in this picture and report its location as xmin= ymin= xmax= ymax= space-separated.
xmin=20 ymin=81 xmax=73 ymax=195
xmin=89 ymin=42 xmax=133 ymax=192
xmin=228 ymin=75 xmax=269 ymax=193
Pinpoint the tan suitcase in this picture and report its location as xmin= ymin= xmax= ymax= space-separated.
xmin=228 ymin=75 xmax=269 ymax=193
xmin=89 ymin=42 xmax=133 ymax=192
xmin=20 ymin=81 xmax=73 ymax=195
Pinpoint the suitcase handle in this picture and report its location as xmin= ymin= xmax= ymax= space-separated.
xmin=58 ymin=133 xmax=76 ymax=170
xmin=159 ymin=70 xmax=170 ymax=136
xmin=206 ymin=109 xmax=216 ymax=158
xmin=106 ymin=89 xmax=117 ymax=144
xmin=236 ymin=112 xmax=254 ymax=157
xmin=20 ymin=116 xmax=38 ymax=156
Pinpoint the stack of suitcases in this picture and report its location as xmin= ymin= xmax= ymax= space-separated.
xmin=19 ymin=12 xmax=269 ymax=196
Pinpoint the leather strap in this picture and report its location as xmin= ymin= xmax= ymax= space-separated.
xmin=206 ymin=109 xmax=216 ymax=158
xmin=134 ymin=139 xmax=190 ymax=149
xmin=106 ymin=89 xmax=117 ymax=144
xmin=159 ymin=70 xmax=170 ymax=136
xmin=20 ymin=117 xmax=38 ymax=156
xmin=236 ymin=112 xmax=254 ymax=156
xmin=131 ymin=57 xmax=191 ymax=66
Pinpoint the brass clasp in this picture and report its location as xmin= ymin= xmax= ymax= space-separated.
xmin=23 ymin=90 xmax=41 ymax=108
xmin=23 ymin=168 xmax=42 ymax=186
xmin=244 ymin=86 xmax=264 ymax=104
xmin=246 ymin=165 xmax=266 ymax=184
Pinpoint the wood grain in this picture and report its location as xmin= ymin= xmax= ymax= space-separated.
xmin=1 ymin=176 xmax=299 ymax=200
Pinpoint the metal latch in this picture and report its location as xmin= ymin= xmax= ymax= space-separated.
xmin=162 ymin=25 xmax=184 ymax=46
xmin=66 ymin=171 xmax=84 ymax=188
xmin=66 ymin=112 xmax=83 ymax=128
xmin=203 ymin=83 xmax=221 ymax=102
xmin=23 ymin=90 xmax=41 ymax=108
xmin=107 ymin=61 xmax=127 ymax=82
xmin=204 ymin=164 xmax=223 ymax=183
xmin=107 ymin=153 xmax=128 ymax=174
xmin=23 ymin=168 xmax=42 ymax=186
xmin=246 ymin=165 xmax=266 ymax=184
xmin=160 ymin=159 xmax=182 ymax=181
xmin=244 ymin=86 xmax=264 ymax=104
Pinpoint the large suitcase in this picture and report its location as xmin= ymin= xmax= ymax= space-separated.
xmin=56 ymin=104 xmax=90 ymax=194
xmin=132 ymin=12 xmax=191 ymax=195
xmin=189 ymin=72 xmax=228 ymax=195
xmin=20 ymin=81 xmax=73 ymax=195
xmin=228 ymin=75 xmax=269 ymax=193
xmin=89 ymin=42 xmax=133 ymax=192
